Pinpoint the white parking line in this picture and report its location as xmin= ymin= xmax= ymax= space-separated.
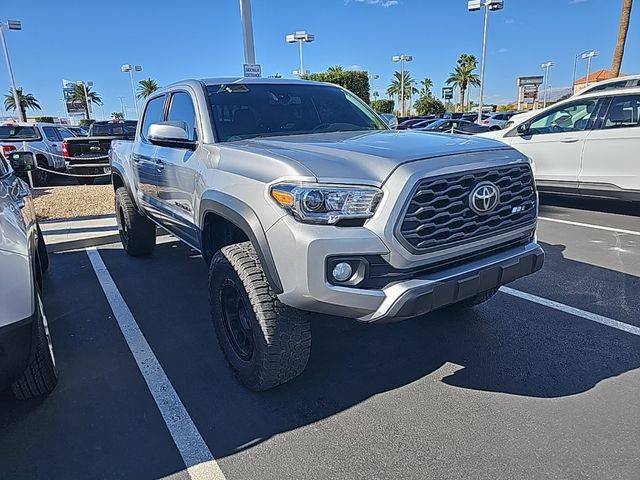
xmin=538 ymin=216 xmax=640 ymax=237
xmin=500 ymin=286 xmax=640 ymax=337
xmin=86 ymin=248 xmax=226 ymax=480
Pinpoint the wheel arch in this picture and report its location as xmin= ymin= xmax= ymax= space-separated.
xmin=200 ymin=193 xmax=283 ymax=294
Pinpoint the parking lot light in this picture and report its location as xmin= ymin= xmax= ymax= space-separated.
xmin=541 ymin=61 xmax=554 ymax=108
xmin=0 ymin=19 xmax=24 ymax=122
xmin=581 ymin=50 xmax=599 ymax=88
xmin=468 ymin=0 xmax=504 ymax=122
xmin=286 ymin=31 xmax=315 ymax=78
xmin=392 ymin=54 xmax=413 ymax=117
xmin=121 ymin=64 xmax=142 ymax=119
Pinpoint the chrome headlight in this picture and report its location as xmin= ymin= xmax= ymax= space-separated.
xmin=270 ymin=183 xmax=383 ymax=225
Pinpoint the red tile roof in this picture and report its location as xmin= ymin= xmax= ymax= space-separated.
xmin=574 ymin=69 xmax=625 ymax=85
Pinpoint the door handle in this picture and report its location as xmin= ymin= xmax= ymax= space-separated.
xmin=131 ymin=154 xmax=141 ymax=163
xmin=561 ymin=137 xmax=579 ymax=143
xmin=155 ymin=159 xmax=165 ymax=171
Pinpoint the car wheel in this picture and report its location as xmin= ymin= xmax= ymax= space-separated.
xmin=114 ymin=187 xmax=156 ymax=256
xmin=76 ymin=177 xmax=95 ymax=185
xmin=33 ymin=156 xmax=49 ymax=187
xmin=489 ymin=126 xmax=501 ymax=131
xmin=11 ymin=289 xmax=58 ymax=400
xmin=37 ymin=224 xmax=49 ymax=274
xmin=210 ymin=242 xmax=311 ymax=391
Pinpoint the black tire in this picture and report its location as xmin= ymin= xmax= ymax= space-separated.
xmin=452 ymin=288 xmax=499 ymax=309
xmin=209 ymin=242 xmax=311 ymax=391
xmin=114 ymin=187 xmax=156 ymax=256
xmin=489 ymin=126 xmax=501 ymax=131
xmin=76 ymin=177 xmax=95 ymax=185
xmin=33 ymin=156 xmax=49 ymax=187
xmin=37 ymin=224 xmax=49 ymax=274
xmin=11 ymin=290 xmax=58 ymax=400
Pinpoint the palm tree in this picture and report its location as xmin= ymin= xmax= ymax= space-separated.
xmin=447 ymin=63 xmax=480 ymax=113
xmin=387 ymin=71 xmax=418 ymax=114
xmin=111 ymin=112 xmax=125 ymax=120
xmin=420 ymin=78 xmax=433 ymax=97
xmin=611 ymin=0 xmax=634 ymax=77
xmin=457 ymin=54 xmax=479 ymax=110
xmin=136 ymin=78 xmax=159 ymax=100
xmin=67 ymin=83 xmax=102 ymax=120
xmin=4 ymin=88 xmax=41 ymax=120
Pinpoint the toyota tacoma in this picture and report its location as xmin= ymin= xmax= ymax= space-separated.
xmin=110 ymin=78 xmax=544 ymax=390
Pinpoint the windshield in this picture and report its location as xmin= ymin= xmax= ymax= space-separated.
xmin=92 ymin=123 xmax=137 ymax=136
xmin=0 ymin=126 xmax=39 ymax=140
xmin=424 ymin=119 xmax=448 ymax=130
xmin=206 ymin=83 xmax=386 ymax=142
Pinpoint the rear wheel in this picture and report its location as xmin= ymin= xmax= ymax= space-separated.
xmin=33 ymin=156 xmax=49 ymax=186
xmin=209 ymin=242 xmax=311 ymax=391
xmin=11 ymin=289 xmax=58 ymax=400
xmin=115 ymin=187 xmax=156 ymax=256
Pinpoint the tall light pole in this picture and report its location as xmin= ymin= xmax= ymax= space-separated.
xmin=368 ymin=73 xmax=379 ymax=101
xmin=468 ymin=0 xmax=504 ymax=122
xmin=239 ymin=0 xmax=256 ymax=66
xmin=582 ymin=50 xmax=599 ymax=88
xmin=0 ymin=20 xmax=24 ymax=122
xmin=121 ymin=64 xmax=142 ymax=119
xmin=118 ymin=96 xmax=127 ymax=119
xmin=392 ymin=54 xmax=413 ymax=117
xmin=286 ymin=31 xmax=315 ymax=77
xmin=541 ymin=61 xmax=554 ymax=108
xmin=76 ymin=81 xmax=93 ymax=120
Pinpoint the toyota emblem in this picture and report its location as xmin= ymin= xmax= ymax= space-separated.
xmin=469 ymin=182 xmax=500 ymax=214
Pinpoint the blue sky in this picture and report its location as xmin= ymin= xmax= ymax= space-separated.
xmin=2 ymin=0 xmax=639 ymax=119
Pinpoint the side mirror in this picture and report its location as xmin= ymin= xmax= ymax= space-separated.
xmin=8 ymin=152 xmax=36 ymax=174
xmin=148 ymin=121 xmax=196 ymax=150
xmin=517 ymin=122 xmax=530 ymax=136
xmin=380 ymin=114 xmax=398 ymax=130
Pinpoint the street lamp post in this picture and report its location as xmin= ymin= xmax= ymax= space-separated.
xmin=121 ymin=64 xmax=142 ymax=119
xmin=118 ymin=96 xmax=127 ymax=119
xmin=582 ymin=50 xmax=599 ymax=88
xmin=392 ymin=54 xmax=413 ymax=117
xmin=541 ymin=61 xmax=554 ymax=108
xmin=286 ymin=31 xmax=315 ymax=77
xmin=468 ymin=0 xmax=504 ymax=122
xmin=368 ymin=73 xmax=379 ymax=101
xmin=76 ymin=81 xmax=93 ymax=120
xmin=0 ymin=19 xmax=24 ymax=122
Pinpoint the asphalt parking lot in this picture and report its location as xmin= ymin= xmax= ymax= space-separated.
xmin=1 ymin=196 xmax=639 ymax=480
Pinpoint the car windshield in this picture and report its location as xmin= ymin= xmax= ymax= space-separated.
xmin=423 ymin=119 xmax=448 ymax=130
xmin=92 ymin=123 xmax=137 ymax=136
xmin=206 ymin=83 xmax=387 ymax=142
xmin=0 ymin=126 xmax=39 ymax=140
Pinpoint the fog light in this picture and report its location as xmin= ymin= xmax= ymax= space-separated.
xmin=332 ymin=262 xmax=353 ymax=282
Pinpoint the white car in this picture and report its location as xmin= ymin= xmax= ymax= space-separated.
xmin=479 ymin=111 xmax=519 ymax=130
xmin=479 ymin=88 xmax=640 ymax=201
xmin=573 ymin=73 xmax=640 ymax=97
xmin=0 ymin=122 xmax=75 ymax=186
xmin=0 ymin=151 xmax=57 ymax=399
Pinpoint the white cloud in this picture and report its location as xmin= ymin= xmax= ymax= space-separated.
xmin=569 ymin=0 xmax=588 ymax=4
xmin=498 ymin=48 xmax=509 ymax=54
xmin=504 ymin=18 xmax=515 ymax=25
xmin=345 ymin=0 xmax=400 ymax=7
xmin=347 ymin=64 xmax=364 ymax=71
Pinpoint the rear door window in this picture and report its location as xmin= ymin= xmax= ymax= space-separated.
xmin=600 ymin=94 xmax=640 ymax=129
xmin=42 ymin=126 xmax=61 ymax=142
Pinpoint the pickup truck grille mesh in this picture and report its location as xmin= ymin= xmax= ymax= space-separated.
xmin=397 ymin=164 xmax=536 ymax=253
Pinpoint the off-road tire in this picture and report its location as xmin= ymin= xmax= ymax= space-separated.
xmin=33 ymin=156 xmax=49 ymax=186
xmin=11 ymin=290 xmax=58 ymax=400
xmin=209 ymin=242 xmax=311 ymax=391
xmin=115 ymin=187 xmax=156 ymax=256
xmin=76 ymin=177 xmax=95 ymax=185
xmin=452 ymin=287 xmax=499 ymax=309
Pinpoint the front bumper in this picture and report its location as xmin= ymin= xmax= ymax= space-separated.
xmin=266 ymin=215 xmax=543 ymax=323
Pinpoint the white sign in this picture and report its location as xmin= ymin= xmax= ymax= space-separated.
xmin=243 ymin=64 xmax=262 ymax=78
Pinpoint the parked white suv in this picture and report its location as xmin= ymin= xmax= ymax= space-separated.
xmin=479 ymin=111 xmax=519 ymax=130
xmin=0 ymin=151 xmax=57 ymax=399
xmin=0 ymin=123 xmax=75 ymax=185
xmin=573 ymin=74 xmax=640 ymax=97
xmin=479 ymin=88 xmax=640 ymax=201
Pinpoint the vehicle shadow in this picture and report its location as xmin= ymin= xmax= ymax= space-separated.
xmin=540 ymin=194 xmax=640 ymax=217
xmin=92 ymin=241 xmax=640 ymax=460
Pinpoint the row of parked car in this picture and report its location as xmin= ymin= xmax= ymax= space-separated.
xmin=395 ymin=111 xmax=521 ymax=134
xmin=0 ymin=120 xmax=136 ymax=186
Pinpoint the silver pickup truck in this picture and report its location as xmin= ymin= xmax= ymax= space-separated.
xmin=110 ymin=78 xmax=544 ymax=390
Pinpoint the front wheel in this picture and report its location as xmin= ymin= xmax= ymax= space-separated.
xmin=114 ymin=187 xmax=156 ymax=256
xmin=209 ymin=242 xmax=311 ymax=391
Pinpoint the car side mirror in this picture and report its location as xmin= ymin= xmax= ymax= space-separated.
xmin=8 ymin=152 xmax=36 ymax=174
xmin=517 ymin=123 xmax=529 ymax=136
xmin=148 ymin=121 xmax=196 ymax=150
xmin=379 ymin=114 xmax=398 ymax=130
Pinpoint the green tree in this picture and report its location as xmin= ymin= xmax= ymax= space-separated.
xmin=414 ymin=96 xmax=446 ymax=116
xmin=303 ymin=66 xmax=370 ymax=103
xmin=420 ymin=78 xmax=434 ymax=96
xmin=136 ymin=78 xmax=159 ymax=100
xmin=111 ymin=111 xmax=125 ymax=120
xmin=446 ymin=56 xmax=480 ymax=112
xmin=4 ymin=88 xmax=41 ymax=120
xmin=387 ymin=71 xmax=418 ymax=114
xmin=371 ymin=99 xmax=395 ymax=114
xmin=68 ymin=83 xmax=102 ymax=120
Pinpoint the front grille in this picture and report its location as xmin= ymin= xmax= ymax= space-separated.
xmin=396 ymin=164 xmax=536 ymax=254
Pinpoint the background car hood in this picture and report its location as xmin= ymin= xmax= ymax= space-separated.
xmin=222 ymin=130 xmax=510 ymax=185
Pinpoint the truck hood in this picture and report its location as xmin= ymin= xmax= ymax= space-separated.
xmin=222 ymin=130 xmax=510 ymax=185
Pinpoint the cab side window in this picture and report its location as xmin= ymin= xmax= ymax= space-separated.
xmin=167 ymin=92 xmax=198 ymax=141
xmin=141 ymin=95 xmax=167 ymax=140
xmin=601 ymin=95 xmax=640 ymax=129
xmin=56 ymin=127 xmax=75 ymax=140
xmin=528 ymin=99 xmax=599 ymax=135
xmin=42 ymin=126 xmax=61 ymax=142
